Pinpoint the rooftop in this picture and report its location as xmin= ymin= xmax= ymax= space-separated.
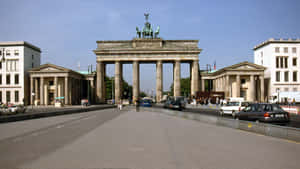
xmin=0 ymin=41 xmax=41 ymax=52
xmin=253 ymin=38 xmax=300 ymax=50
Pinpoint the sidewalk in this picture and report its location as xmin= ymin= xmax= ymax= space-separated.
xmin=0 ymin=104 xmax=116 ymax=123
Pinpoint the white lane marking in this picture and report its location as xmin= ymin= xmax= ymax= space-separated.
xmin=56 ymin=125 xmax=64 ymax=129
xmin=12 ymin=138 xmax=22 ymax=142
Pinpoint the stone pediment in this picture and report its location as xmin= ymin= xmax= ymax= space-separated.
xmin=29 ymin=63 xmax=71 ymax=72
xmin=226 ymin=61 xmax=265 ymax=71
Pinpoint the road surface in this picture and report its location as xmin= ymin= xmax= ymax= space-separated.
xmin=0 ymin=107 xmax=299 ymax=169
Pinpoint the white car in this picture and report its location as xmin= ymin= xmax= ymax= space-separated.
xmin=220 ymin=101 xmax=250 ymax=118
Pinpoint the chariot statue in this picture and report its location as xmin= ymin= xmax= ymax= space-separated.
xmin=136 ymin=13 xmax=160 ymax=39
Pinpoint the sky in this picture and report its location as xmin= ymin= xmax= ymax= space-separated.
xmin=1 ymin=0 xmax=300 ymax=94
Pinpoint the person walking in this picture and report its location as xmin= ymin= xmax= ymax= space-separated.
xmin=135 ymin=99 xmax=140 ymax=112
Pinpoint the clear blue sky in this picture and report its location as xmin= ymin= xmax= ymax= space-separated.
xmin=1 ymin=0 xmax=300 ymax=93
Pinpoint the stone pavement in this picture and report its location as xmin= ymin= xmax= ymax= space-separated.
xmin=21 ymin=107 xmax=300 ymax=169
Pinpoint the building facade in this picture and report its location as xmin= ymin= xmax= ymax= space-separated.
xmin=254 ymin=38 xmax=300 ymax=97
xmin=200 ymin=62 xmax=266 ymax=102
xmin=0 ymin=41 xmax=41 ymax=105
xmin=29 ymin=64 xmax=95 ymax=105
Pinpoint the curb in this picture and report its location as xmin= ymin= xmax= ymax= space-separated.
xmin=0 ymin=105 xmax=116 ymax=124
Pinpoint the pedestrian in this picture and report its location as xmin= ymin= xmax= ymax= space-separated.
xmin=135 ymin=99 xmax=140 ymax=112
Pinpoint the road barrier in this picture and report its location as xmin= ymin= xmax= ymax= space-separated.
xmin=0 ymin=105 xmax=116 ymax=123
xmin=158 ymin=108 xmax=300 ymax=142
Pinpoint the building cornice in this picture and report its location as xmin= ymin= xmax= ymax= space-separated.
xmin=253 ymin=38 xmax=300 ymax=50
xmin=0 ymin=41 xmax=41 ymax=53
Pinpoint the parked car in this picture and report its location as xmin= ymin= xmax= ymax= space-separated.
xmin=220 ymin=101 xmax=250 ymax=118
xmin=0 ymin=105 xmax=26 ymax=115
xmin=236 ymin=103 xmax=290 ymax=123
xmin=163 ymin=97 xmax=186 ymax=111
xmin=141 ymin=99 xmax=152 ymax=107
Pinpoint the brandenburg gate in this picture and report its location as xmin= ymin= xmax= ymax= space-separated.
xmin=94 ymin=14 xmax=202 ymax=103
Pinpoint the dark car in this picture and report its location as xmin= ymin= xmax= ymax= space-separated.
xmin=163 ymin=97 xmax=186 ymax=111
xmin=141 ymin=99 xmax=152 ymax=107
xmin=236 ymin=103 xmax=290 ymax=123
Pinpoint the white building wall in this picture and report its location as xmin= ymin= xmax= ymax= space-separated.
xmin=0 ymin=42 xmax=41 ymax=105
xmin=254 ymin=41 xmax=300 ymax=97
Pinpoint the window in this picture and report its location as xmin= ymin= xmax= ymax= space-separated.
xmin=293 ymin=58 xmax=297 ymax=66
xmin=6 ymin=74 xmax=10 ymax=84
xmin=280 ymin=57 xmax=283 ymax=68
xmin=14 ymin=50 xmax=19 ymax=56
xmin=284 ymin=47 xmax=288 ymax=53
xmin=276 ymin=71 xmax=280 ymax=82
xmin=284 ymin=71 xmax=289 ymax=82
xmin=292 ymin=47 xmax=297 ymax=53
xmin=284 ymin=57 xmax=288 ymax=68
xmin=276 ymin=57 xmax=279 ymax=68
xmin=6 ymin=50 xmax=10 ymax=56
xmin=241 ymin=79 xmax=246 ymax=84
xmin=275 ymin=47 xmax=280 ymax=53
xmin=6 ymin=91 xmax=10 ymax=103
xmin=15 ymin=74 xmax=19 ymax=84
xmin=293 ymin=71 xmax=297 ymax=82
xmin=15 ymin=91 xmax=19 ymax=102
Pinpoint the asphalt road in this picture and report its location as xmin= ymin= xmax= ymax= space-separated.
xmin=0 ymin=106 xmax=299 ymax=169
xmin=156 ymin=104 xmax=300 ymax=128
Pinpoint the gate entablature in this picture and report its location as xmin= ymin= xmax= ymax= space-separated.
xmin=94 ymin=39 xmax=201 ymax=63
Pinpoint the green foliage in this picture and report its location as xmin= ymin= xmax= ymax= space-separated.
xmin=105 ymin=76 xmax=133 ymax=99
xmin=169 ymin=77 xmax=191 ymax=97
xmin=139 ymin=92 xmax=147 ymax=98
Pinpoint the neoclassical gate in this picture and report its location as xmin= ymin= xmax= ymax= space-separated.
xmin=94 ymin=15 xmax=202 ymax=104
xmin=94 ymin=38 xmax=202 ymax=103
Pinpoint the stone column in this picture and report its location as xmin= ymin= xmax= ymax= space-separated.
xmin=96 ymin=61 xmax=105 ymax=103
xmin=174 ymin=60 xmax=181 ymax=97
xmin=156 ymin=60 xmax=163 ymax=102
xmin=54 ymin=76 xmax=58 ymax=100
xmin=30 ymin=77 xmax=34 ymax=105
xmin=226 ymin=75 xmax=230 ymax=98
xmin=120 ymin=63 xmax=123 ymax=100
xmin=133 ymin=61 xmax=140 ymax=103
xmin=34 ymin=78 xmax=38 ymax=102
xmin=102 ymin=64 xmax=106 ymax=102
xmin=90 ymin=79 xmax=95 ymax=104
xmin=40 ymin=77 xmax=44 ymax=105
xmin=236 ymin=75 xmax=240 ymax=97
xmin=260 ymin=75 xmax=265 ymax=102
xmin=115 ymin=61 xmax=121 ymax=104
xmin=249 ymin=75 xmax=255 ymax=102
xmin=191 ymin=60 xmax=199 ymax=96
xmin=64 ymin=77 xmax=69 ymax=105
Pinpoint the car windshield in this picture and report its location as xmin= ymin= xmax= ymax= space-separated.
xmin=226 ymin=102 xmax=239 ymax=106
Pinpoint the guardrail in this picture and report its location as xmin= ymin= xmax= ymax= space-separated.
xmin=0 ymin=105 xmax=116 ymax=123
xmin=158 ymin=108 xmax=300 ymax=142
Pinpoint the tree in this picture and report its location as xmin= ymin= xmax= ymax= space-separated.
xmin=139 ymin=92 xmax=147 ymax=98
xmin=105 ymin=77 xmax=133 ymax=99
xmin=169 ymin=77 xmax=191 ymax=97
